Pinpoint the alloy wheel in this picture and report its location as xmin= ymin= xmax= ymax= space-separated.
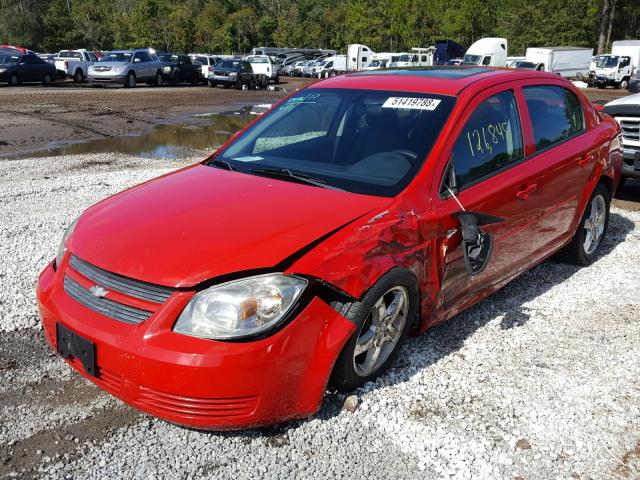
xmin=353 ymin=286 xmax=409 ymax=377
xmin=583 ymin=194 xmax=606 ymax=255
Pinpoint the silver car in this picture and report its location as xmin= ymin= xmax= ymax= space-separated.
xmin=88 ymin=49 xmax=163 ymax=87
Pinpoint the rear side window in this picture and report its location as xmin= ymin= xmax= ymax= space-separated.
xmin=451 ymin=90 xmax=524 ymax=188
xmin=523 ymin=86 xmax=584 ymax=150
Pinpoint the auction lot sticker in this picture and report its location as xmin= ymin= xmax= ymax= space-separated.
xmin=382 ymin=97 xmax=441 ymax=110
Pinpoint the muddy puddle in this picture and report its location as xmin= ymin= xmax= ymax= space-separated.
xmin=14 ymin=105 xmax=269 ymax=160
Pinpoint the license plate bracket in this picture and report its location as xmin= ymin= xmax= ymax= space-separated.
xmin=56 ymin=323 xmax=96 ymax=377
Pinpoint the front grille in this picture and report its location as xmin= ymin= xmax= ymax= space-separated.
xmin=64 ymin=275 xmax=152 ymax=324
xmin=617 ymin=116 xmax=640 ymax=142
xmin=93 ymin=66 xmax=112 ymax=72
xmin=69 ymin=255 xmax=173 ymax=304
xmin=213 ymin=71 xmax=228 ymax=76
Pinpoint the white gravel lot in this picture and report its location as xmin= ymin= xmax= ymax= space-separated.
xmin=1 ymin=153 xmax=639 ymax=479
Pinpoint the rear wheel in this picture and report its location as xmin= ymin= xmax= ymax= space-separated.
xmin=125 ymin=72 xmax=136 ymax=88
xmin=329 ymin=269 xmax=419 ymax=392
xmin=208 ymin=80 xmax=216 ymax=88
xmin=561 ymin=183 xmax=610 ymax=266
xmin=154 ymin=71 xmax=163 ymax=87
xmin=8 ymin=73 xmax=19 ymax=86
xmin=42 ymin=72 xmax=52 ymax=86
xmin=73 ymin=69 xmax=83 ymax=82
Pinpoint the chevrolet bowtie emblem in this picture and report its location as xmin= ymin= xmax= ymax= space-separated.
xmin=89 ymin=285 xmax=109 ymax=298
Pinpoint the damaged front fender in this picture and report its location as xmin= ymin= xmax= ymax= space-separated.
xmin=287 ymin=201 xmax=440 ymax=333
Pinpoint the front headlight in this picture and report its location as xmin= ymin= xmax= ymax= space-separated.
xmin=229 ymin=71 xmax=237 ymax=77
xmin=609 ymin=72 xmax=616 ymax=78
xmin=55 ymin=218 xmax=78 ymax=268
xmin=0 ymin=68 xmax=7 ymax=73
xmin=163 ymin=66 xmax=172 ymax=72
xmin=174 ymin=274 xmax=308 ymax=340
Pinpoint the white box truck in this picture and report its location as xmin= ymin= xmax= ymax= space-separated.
xmin=525 ymin=47 xmax=593 ymax=78
xmin=594 ymin=40 xmax=640 ymax=89
xmin=462 ymin=38 xmax=508 ymax=67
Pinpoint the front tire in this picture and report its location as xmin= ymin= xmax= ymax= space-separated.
xmin=42 ymin=72 xmax=52 ymax=86
xmin=329 ymin=269 xmax=419 ymax=392
xmin=8 ymin=73 xmax=19 ymax=86
xmin=620 ymin=79 xmax=629 ymax=90
xmin=154 ymin=71 xmax=163 ymax=87
xmin=125 ymin=72 xmax=136 ymax=88
xmin=562 ymin=183 xmax=610 ymax=266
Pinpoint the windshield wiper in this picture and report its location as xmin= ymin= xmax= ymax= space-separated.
xmin=249 ymin=167 xmax=344 ymax=191
xmin=209 ymin=159 xmax=236 ymax=171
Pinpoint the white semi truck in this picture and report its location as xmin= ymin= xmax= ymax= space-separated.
xmin=593 ymin=40 xmax=640 ymax=89
xmin=462 ymin=38 xmax=508 ymax=67
xmin=525 ymin=47 xmax=593 ymax=78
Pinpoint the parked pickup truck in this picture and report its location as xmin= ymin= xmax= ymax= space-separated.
xmin=55 ymin=49 xmax=97 ymax=82
xmin=245 ymin=55 xmax=278 ymax=84
xmin=88 ymin=49 xmax=164 ymax=88
xmin=158 ymin=53 xmax=200 ymax=85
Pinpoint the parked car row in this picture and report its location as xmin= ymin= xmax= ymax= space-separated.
xmin=1 ymin=46 xmax=284 ymax=89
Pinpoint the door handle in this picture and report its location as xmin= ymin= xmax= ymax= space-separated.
xmin=516 ymin=183 xmax=538 ymax=200
xmin=578 ymin=154 xmax=595 ymax=168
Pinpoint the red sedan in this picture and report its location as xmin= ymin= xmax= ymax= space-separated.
xmin=37 ymin=67 xmax=622 ymax=430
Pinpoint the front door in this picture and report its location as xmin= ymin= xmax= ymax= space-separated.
xmin=433 ymin=87 xmax=547 ymax=312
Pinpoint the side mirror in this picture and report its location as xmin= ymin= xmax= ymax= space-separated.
xmin=452 ymin=211 xmax=504 ymax=275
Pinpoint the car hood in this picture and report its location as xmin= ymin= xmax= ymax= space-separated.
xmin=604 ymin=93 xmax=640 ymax=116
xmin=69 ymin=164 xmax=388 ymax=288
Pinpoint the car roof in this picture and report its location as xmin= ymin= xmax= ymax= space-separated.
xmin=312 ymin=67 xmax=570 ymax=96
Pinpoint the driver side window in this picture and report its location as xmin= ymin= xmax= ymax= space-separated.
xmin=449 ymin=90 xmax=523 ymax=190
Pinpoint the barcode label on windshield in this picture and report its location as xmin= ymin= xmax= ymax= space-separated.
xmin=382 ymin=97 xmax=441 ymax=110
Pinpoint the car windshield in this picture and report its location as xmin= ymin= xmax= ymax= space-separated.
xmin=214 ymin=88 xmax=456 ymax=196
xmin=247 ymin=56 xmax=268 ymax=63
xmin=0 ymin=54 xmax=20 ymax=65
xmin=220 ymin=60 xmax=240 ymax=68
xmin=59 ymin=51 xmax=82 ymax=59
xmin=100 ymin=52 xmax=132 ymax=62
xmin=462 ymin=54 xmax=482 ymax=65
xmin=398 ymin=54 xmax=412 ymax=62
xmin=159 ymin=54 xmax=178 ymax=62
xmin=596 ymin=56 xmax=619 ymax=68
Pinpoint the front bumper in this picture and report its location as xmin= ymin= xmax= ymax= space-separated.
xmin=36 ymin=259 xmax=354 ymax=430
xmin=208 ymin=75 xmax=238 ymax=85
xmin=622 ymin=147 xmax=640 ymax=178
xmin=88 ymin=73 xmax=128 ymax=85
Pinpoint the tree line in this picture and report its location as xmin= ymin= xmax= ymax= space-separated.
xmin=1 ymin=0 xmax=639 ymax=56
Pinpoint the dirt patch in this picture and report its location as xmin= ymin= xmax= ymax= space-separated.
xmin=0 ymin=405 xmax=141 ymax=479
xmin=0 ymin=78 xmax=313 ymax=158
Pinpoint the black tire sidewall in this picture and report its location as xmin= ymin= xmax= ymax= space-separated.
xmin=127 ymin=72 xmax=135 ymax=88
xmin=329 ymin=268 xmax=419 ymax=392
xmin=9 ymin=73 xmax=19 ymax=86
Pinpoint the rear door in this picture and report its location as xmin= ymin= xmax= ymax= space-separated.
xmin=19 ymin=55 xmax=38 ymax=82
xmin=433 ymin=85 xmax=547 ymax=311
xmin=520 ymin=83 xmax=595 ymax=249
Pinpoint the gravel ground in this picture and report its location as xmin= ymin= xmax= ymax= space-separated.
xmin=1 ymin=153 xmax=639 ymax=479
